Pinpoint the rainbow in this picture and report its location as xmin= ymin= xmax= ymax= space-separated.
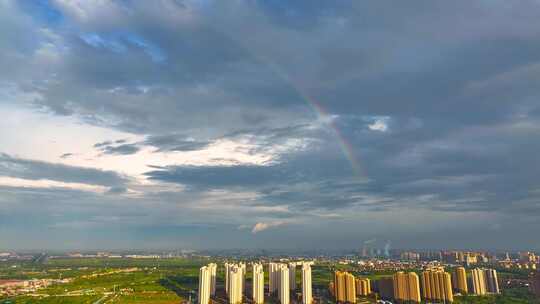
xmin=215 ymin=31 xmax=364 ymax=178
xmin=269 ymin=66 xmax=364 ymax=178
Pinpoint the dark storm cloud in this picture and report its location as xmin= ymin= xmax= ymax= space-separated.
xmin=0 ymin=153 xmax=127 ymax=187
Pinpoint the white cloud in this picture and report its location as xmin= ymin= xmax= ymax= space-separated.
xmin=251 ymin=221 xmax=286 ymax=234
xmin=368 ymin=118 xmax=389 ymax=132
xmin=0 ymin=176 xmax=109 ymax=193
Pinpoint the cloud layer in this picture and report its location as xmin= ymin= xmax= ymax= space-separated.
xmin=1 ymin=0 xmax=540 ymax=250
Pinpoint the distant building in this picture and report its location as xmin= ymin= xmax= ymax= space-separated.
xmin=520 ymin=252 xmax=536 ymax=263
xmin=421 ymin=268 xmax=453 ymax=303
xmin=252 ymin=263 xmax=264 ymax=304
xmin=393 ymin=271 xmax=421 ymax=303
xmin=452 ymin=267 xmax=468 ymax=295
xmin=334 ymin=271 xmax=356 ymax=303
xmin=400 ymin=252 xmax=420 ymax=261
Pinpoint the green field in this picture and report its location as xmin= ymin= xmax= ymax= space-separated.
xmin=1 ymin=258 xmax=538 ymax=304
xmin=0 ymin=257 xmax=206 ymax=304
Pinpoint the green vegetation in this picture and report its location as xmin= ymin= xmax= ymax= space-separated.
xmin=454 ymin=287 xmax=539 ymax=304
xmin=0 ymin=258 xmax=205 ymax=304
xmin=1 ymin=258 xmax=538 ymax=304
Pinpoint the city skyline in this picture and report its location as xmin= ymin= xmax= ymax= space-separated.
xmin=2 ymin=0 xmax=540 ymax=250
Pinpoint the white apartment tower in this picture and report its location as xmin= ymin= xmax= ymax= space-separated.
xmin=199 ymin=266 xmax=211 ymax=304
xmin=208 ymin=263 xmax=217 ymax=296
xmin=240 ymin=263 xmax=247 ymax=294
xmin=269 ymin=263 xmax=281 ymax=295
xmin=228 ymin=265 xmax=244 ymax=304
xmin=471 ymin=268 xmax=487 ymax=295
xmin=302 ymin=263 xmax=313 ymax=304
xmin=485 ymin=269 xmax=500 ymax=294
xmin=279 ymin=265 xmax=290 ymax=304
xmin=253 ymin=263 xmax=265 ymax=304
xmin=225 ymin=263 xmax=231 ymax=294
xmin=289 ymin=263 xmax=296 ymax=291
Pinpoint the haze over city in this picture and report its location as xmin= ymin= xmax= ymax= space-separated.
xmin=2 ymin=0 xmax=540 ymax=251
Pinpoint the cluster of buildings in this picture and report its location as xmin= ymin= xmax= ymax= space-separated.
xmin=330 ymin=272 xmax=372 ymax=303
xmin=499 ymin=251 xmax=539 ymax=270
xmin=0 ymin=278 xmax=71 ymax=297
xmin=198 ymin=261 xmax=313 ymax=304
xmin=331 ymin=267 xmax=500 ymax=303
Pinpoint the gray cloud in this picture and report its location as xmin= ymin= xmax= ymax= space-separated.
xmin=0 ymin=153 xmax=128 ymax=187
xmin=2 ymin=0 xmax=540 ymax=249
xmin=142 ymin=134 xmax=211 ymax=152
xmin=96 ymin=143 xmax=140 ymax=156
xmin=59 ymin=153 xmax=74 ymax=159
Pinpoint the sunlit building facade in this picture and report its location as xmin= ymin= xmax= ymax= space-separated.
xmin=279 ymin=265 xmax=290 ymax=304
xmin=269 ymin=263 xmax=281 ymax=295
xmin=334 ymin=271 xmax=356 ymax=303
xmin=199 ymin=266 xmax=211 ymax=304
xmin=302 ymin=263 xmax=313 ymax=304
xmin=228 ymin=265 xmax=244 ymax=304
xmin=208 ymin=263 xmax=217 ymax=296
xmin=393 ymin=271 xmax=421 ymax=303
xmin=356 ymin=278 xmax=371 ymax=296
xmin=289 ymin=263 xmax=297 ymax=291
xmin=452 ymin=267 xmax=467 ymax=295
xmin=421 ymin=268 xmax=453 ymax=303
xmin=470 ymin=268 xmax=486 ymax=295
xmin=253 ymin=263 xmax=265 ymax=304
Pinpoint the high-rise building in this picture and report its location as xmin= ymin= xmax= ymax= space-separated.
xmin=484 ymin=269 xmax=500 ymax=294
xmin=225 ymin=263 xmax=230 ymax=294
xmin=393 ymin=272 xmax=421 ymax=303
xmin=530 ymin=272 xmax=540 ymax=298
xmin=228 ymin=265 xmax=244 ymax=304
xmin=240 ymin=263 xmax=247 ymax=294
xmin=253 ymin=263 xmax=265 ymax=304
xmin=199 ymin=266 xmax=211 ymax=304
xmin=356 ymin=278 xmax=371 ymax=296
xmin=470 ymin=268 xmax=487 ymax=295
xmin=520 ymin=251 xmax=536 ymax=263
xmin=375 ymin=278 xmax=394 ymax=301
xmin=279 ymin=265 xmax=290 ymax=304
xmin=208 ymin=263 xmax=217 ymax=296
xmin=269 ymin=263 xmax=281 ymax=295
xmin=470 ymin=268 xmax=499 ymax=294
xmin=334 ymin=271 xmax=356 ymax=303
xmin=452 ymin=267 xmax=468 ymax=295
xmin=421 ymin=268 xmax=453 ymax=303
xmin=302 ymin=263 xmax=313 ymax=304
xmin=289 ymin=263 xmax=297 ymax=291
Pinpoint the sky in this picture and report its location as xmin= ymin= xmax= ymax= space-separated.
xmin=1 ymin=0 xmax=540 ymax=251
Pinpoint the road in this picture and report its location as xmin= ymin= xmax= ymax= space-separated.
xmin=93 ymin=294 xmax=109 ymax=304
